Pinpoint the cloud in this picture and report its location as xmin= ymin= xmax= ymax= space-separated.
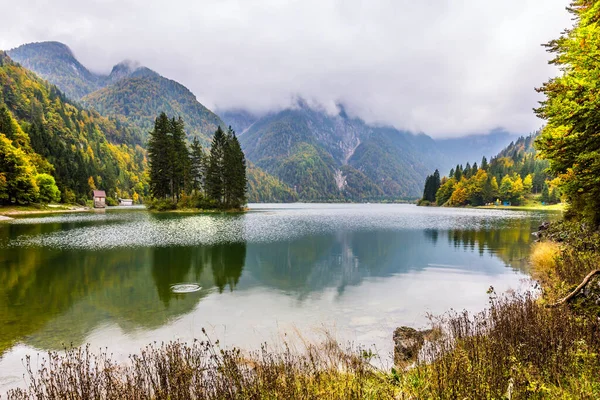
xmin=0 ymin=0 xmax=571 ymax=137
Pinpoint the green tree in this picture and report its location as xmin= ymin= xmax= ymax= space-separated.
xmin=535 ymin=0 xmax=600 ymax=225
xmin=481 ymin=156 xmax=489 ymax=171
xmin=541 ymin=183 xmax=550 ymax=204
xmin=223 ymin=127 xmax=247 ymax=208
xmin=549 ymin=187 xmax=560 ymax=204
xmin=147 ymin=113 xmax=172 ymax=199
xmin=206 ymin=126 xmax=227 ymax=203
xmin=35 ymin=173 xmax=61 ymax=203
xmin=499 ymin=175 xmax=514 ymax=204
xmin=169 ymin=117 xmax=190 ymax=201
xmin=189 ymin=136 xmax=205 ymax=194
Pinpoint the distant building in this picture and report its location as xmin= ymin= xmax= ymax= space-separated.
xmin=93 ymin=190 xmax=106 ymax=208
xmin=119 ymin=198 xmax=133 ymax=206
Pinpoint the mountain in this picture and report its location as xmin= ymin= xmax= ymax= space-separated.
xmin=217 ymin=109 xmax=259 ymax=135
xmin=233 ymin=102 xmax=526 ymax=200
xmin=82 ymin=68 xmax=225 ymax=143
xmin=436 ymin=130 xmax=521 ymax=174
xmin=8 ymin=41 xmax=523 ymax=202
xmin=8 ymin=41 xmax=225 ymax=143
xmin=237 ymin=102 xmax=446 ymax=200
xmin=6 ymin=42 xmax=295 ymax=203
xmin=0 ymin=51 xmax=147 ymax=203
xmin=7 ymin=41 xmax=103 ymax=100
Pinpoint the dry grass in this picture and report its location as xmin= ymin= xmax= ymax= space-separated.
xmin=4 ymin=332 xmax=398 ymax=400
xmin=403 ymin=292 xmax=600 ymax=399
xmin=530 ymin=241 xmax=564 ymax=302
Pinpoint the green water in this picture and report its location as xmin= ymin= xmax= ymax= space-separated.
xmin=0 ymin=204 xmax=558 ymax=388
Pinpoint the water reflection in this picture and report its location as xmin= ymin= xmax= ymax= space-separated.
xmin=0 ymin=206 xmax=555 ymax=359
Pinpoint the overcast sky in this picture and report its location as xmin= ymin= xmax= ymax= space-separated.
xmin=1 ymin=0 xmax=571 ymax=137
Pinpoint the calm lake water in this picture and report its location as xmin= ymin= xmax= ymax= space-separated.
xmin=0 ymin=204 xmax=558 ymax=389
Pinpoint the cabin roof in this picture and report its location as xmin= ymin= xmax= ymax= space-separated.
xmin=93 ymin=190 xmax=106 ymax=198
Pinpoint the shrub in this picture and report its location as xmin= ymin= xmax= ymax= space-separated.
xmin=35 ymin=174 xmax=60 ymax=203
xmin=146 ymin=198 xmax=177 ymax=211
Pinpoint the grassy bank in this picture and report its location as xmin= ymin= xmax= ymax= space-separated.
xmin=397 ymin=220 xmax=600 ymax=399
xmin=478 ymin=200 xmax=565 ymax=212
xmin=5 ymin=335 xmax=398 ymax=400
xmin=0 ymin=204 xmax=90 ymax=216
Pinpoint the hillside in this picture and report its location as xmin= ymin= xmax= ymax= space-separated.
xmin=6 ymin=42 xmax=297 ymax=202
xmin=420 ymin=133 xmax=555 ymax=207
xmin=82 ymin=68 xmax=225 ymax=143
xmin=237 ymin=101 xmax=516 ymax=200
xmin=0 ymin=51 xmax=147 ymax=204
xmin=9 ymin=41 xmax=225 ymax=143
xmin=8 ymin=41 xmax=103 ymax=100
xmin=8 ymin=41 xmax=524 ymax=203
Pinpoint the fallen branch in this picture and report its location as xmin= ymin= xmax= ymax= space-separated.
xmin=547 ymin=269 xmax=600 ymax=307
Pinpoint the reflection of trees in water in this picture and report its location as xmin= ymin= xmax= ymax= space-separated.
xmin=210 ymin=243 xmax=246 ymax=293
xmin=0 ymin=211 xmax=546 ymax=355
xmin=0 ymin=241 xmax=248 ymax=354
xmin=433 ymin=218 xmax=538 ymax=269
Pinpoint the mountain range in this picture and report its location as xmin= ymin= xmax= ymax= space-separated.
xmin=7 ymin=41 xmax=522 ymax=200
xmin=223 ymin=106 xmax=520 ymax=200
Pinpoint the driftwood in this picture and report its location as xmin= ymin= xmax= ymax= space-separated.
xmin=547 ymin=269 xmax=600 ymax=307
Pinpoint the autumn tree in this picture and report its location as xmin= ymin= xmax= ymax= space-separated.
xmin=535 ymin=0 xmax=600 ymax=225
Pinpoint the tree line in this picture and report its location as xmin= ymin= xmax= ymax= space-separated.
xmin=419 ymin=135 xmax=560 ymax=207
xmin=147 ymin=113 xmax=247 ymax=210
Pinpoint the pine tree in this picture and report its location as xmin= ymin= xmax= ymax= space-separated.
xmin=454 ymin=164 xmax=462 ymax=181
xmin=189 ymin=136 xmax=205 ymax=194
xmin=422 ymin=175 xmax=432 ymax=202
xmin=147 ymin=113 xmax=171 ymax=199
xmin=481 ymin=156 xmax=489 ymax=171
xmin=464 ymin=162 xmax=472 ymax=178
xmin=432 ymin=169 xmax=441 ymax=198
xmin=541 ymin=183 xmax=550 ymax=204
xmin=169 ymin=117 xmax=190 ymax=201
xmin=535 ymin=2 xmax=600 ymax=224
xmin=224 ymin=128 xmax=247 ymax=208
xmin=206 ymin=126 xmax=227 ymax=204
xmin=549 ymin=187 xmax=560 ymax=204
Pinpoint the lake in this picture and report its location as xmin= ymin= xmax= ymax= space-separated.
xmin=0 ymin=203 xmax=558 ymax=390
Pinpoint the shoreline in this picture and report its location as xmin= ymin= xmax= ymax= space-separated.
xmin=0 ymin=205 xmax=92 ymax=217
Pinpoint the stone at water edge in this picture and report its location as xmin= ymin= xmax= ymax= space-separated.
xmin=572 ymin=274 xmax=600 ymax=314
xmin=393 ymin=326 xmax=426 ymax=367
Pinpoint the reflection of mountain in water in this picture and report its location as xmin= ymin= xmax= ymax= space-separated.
xmin=241 ymin=218 xmax=538 ymax=298
xmin=0 ymin=213 xmax=541 ymax=355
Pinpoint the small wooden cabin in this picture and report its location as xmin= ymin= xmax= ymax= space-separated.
xmin=93 ymin=190 xmax=106 ymax=208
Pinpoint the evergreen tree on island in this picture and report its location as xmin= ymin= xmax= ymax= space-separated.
xmin=148 ymin=114 xmax=247 ymax=210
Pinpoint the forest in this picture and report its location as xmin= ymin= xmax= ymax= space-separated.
xmin=147 ymin=113 xmax=247 ymax=210
xmin=0 ymin=51 xmax=147 ymax=206
xmin=419 ymin=134 xmax=560 ymax=207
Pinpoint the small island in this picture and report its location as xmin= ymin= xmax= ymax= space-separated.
xmin=146 ymin=113 xmax=247 ymax=212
